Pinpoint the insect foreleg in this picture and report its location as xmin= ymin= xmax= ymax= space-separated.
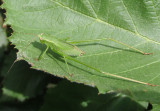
xmin=38 ymin=45 xmax=49 ymax=60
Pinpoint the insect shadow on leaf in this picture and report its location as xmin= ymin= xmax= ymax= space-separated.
xmin=76 ymin=42 xmax=141 ymax=55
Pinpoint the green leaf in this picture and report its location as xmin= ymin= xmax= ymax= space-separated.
xmin=40 ymin=80 xmax=146 ymax=111
xmin=2 ymin=0 xmax=160 ymax=103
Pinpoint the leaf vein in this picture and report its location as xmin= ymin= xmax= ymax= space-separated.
xmin=86 ymin=0 xmax=98 ymax=18
xmin=51 ymin=0 xmax=160 ymax=45
xmin=116 ymin=59 xmax=160 ymax=74
xmin=150 ymin=0 xmax=160 ymax=25
xmin=121 ymin=0 xmax=139 ymax=34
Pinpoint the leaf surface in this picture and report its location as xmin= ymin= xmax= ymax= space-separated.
xmin=2 ymin=0 xmax=160 ymax=103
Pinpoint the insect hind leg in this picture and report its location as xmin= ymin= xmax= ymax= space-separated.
xmin=68 ymin=38 xmax=152 ymax=55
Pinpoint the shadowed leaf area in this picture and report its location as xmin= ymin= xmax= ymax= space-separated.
xmin=0 ymin=95 xmax=43 ymax=111
xmin=0 ymin=50 xmax=49 ymax=111
xmin=0 ymin=50 xmax=49 ymax=100
xmin=40 ymin=80 xmax=146 ymax=111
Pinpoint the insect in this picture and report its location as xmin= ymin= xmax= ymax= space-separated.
xmin=35 ymin=33 xmax=156 ymax=86
xmin=9 ymin=33 xmax=157 ymax=86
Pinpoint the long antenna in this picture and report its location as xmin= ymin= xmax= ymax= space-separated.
xmin=7 ymin=59 xmax=18 ymax=73
xmin=7 ymin=32 xmax=39 ymax=73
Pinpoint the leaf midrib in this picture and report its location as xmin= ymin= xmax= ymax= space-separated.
xmin=5 ymin=0 xmax=160 ymax=45
xmin=51 ymin=0 xmax=160 ymax=45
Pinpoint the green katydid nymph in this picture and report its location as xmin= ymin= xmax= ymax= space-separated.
xmin=38 ymin=33 xmax=85 ymax=59
xmin=36 ymin=33 xmax=157 ymax=86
